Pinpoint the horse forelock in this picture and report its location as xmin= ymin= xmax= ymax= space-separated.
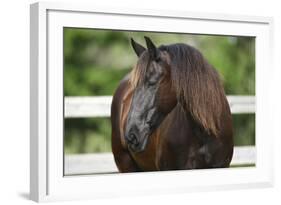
xmin=129 ymin=51 xmax=150 ymax=88
xmin=165 ymin=43 xmax=227 ymax=137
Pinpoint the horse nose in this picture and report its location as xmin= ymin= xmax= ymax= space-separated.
xmin=126 ymin=133 xmax=139 ymax=146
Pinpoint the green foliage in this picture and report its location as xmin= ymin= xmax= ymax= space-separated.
xmin=64 ymin=28 xmax=255 ymax=154
xmin=200 ymin=36 xmax=255 ymax=95
xmin=233 ymin=114 xmax=255 ymax=145
xmin=64 ymin=66 xmax=130 ymax=96
xmin=64 ymin=118 xmax=111 ymax=154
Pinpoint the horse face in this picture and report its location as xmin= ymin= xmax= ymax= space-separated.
xmin=125 ymin=37 xmax=177 ymax=153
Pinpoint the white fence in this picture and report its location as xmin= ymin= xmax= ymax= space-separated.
xmin=64 ymin=146 xmax=256 ymax=175
xmin=65 ymin=95 xmax=255 ymax=118
xmin=64 ymin=95 xmax=255 ymax=175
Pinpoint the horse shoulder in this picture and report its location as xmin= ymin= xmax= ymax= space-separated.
xmin=111 ymin=74 xmax=141 ymax=172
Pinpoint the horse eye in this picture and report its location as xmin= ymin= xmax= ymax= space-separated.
xmin=146 ymin=117 xmax=153 ymax=128
xmin=147 ymin=121 xmax=153 ymax=128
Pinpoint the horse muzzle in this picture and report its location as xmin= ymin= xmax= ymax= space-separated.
xmin=125 ymin=133 xmax=148 ymax=153
xmin=126 ymin=133 xmax=139 ymax=146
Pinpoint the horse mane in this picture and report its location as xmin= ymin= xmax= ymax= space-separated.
xmin=164 ymin=43 xmax=227 ymax=136
xmin=130 ymin=43 xmax=227 ymax=137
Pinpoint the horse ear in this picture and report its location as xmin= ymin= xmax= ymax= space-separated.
xmin=131 ymin=38 xmax=146 ymax=57
xmin=144 ymin=36 xmax=158 ymax=59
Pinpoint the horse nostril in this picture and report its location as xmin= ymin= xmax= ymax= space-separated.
xmin=127 ymin=133 xmax=139 ymax=146
xmin=130 ymin=133 xmax=135 ymax=139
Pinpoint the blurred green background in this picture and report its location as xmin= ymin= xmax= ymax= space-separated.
xmin=64 ymin=28 xmax=255 ymax=154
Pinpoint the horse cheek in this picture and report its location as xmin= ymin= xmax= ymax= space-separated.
xmin=158 ymin=86 xmax=177 ymax=114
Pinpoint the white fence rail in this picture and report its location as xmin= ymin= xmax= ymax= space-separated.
xmin=64 ymin=95 xmax=255 ymax=118
xmin=65 ymin=146 xmax=256 ymax=175
xmin=64 ymin=95 xmax=256 ymax=175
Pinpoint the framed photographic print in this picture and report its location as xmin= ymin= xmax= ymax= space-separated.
xmin=30 ymin=2 xmax=274 ymax=202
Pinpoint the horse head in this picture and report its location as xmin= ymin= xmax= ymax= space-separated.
xmin=125 ymin=37 xmax=177 ymax=153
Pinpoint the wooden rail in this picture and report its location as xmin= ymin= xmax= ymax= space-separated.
xmin=64 ymin=95 xmax=256 ymax=175
xmin=64 ymin=95 xmax=255 ymax=118
xmin=64 ymin=146 xmax=255 ymax=175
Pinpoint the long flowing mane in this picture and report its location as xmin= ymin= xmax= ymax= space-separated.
xmin=163 ymin=43 xmax=227 ymax=136
xmin=130 ymin=43 xmax=227 ymax=137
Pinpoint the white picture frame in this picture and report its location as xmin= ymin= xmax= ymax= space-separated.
xmin=30 ymin=2 xmax=274 ymax=202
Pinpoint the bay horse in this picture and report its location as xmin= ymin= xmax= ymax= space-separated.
xmin=111 ymin=36 xmax=233 ymax=172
